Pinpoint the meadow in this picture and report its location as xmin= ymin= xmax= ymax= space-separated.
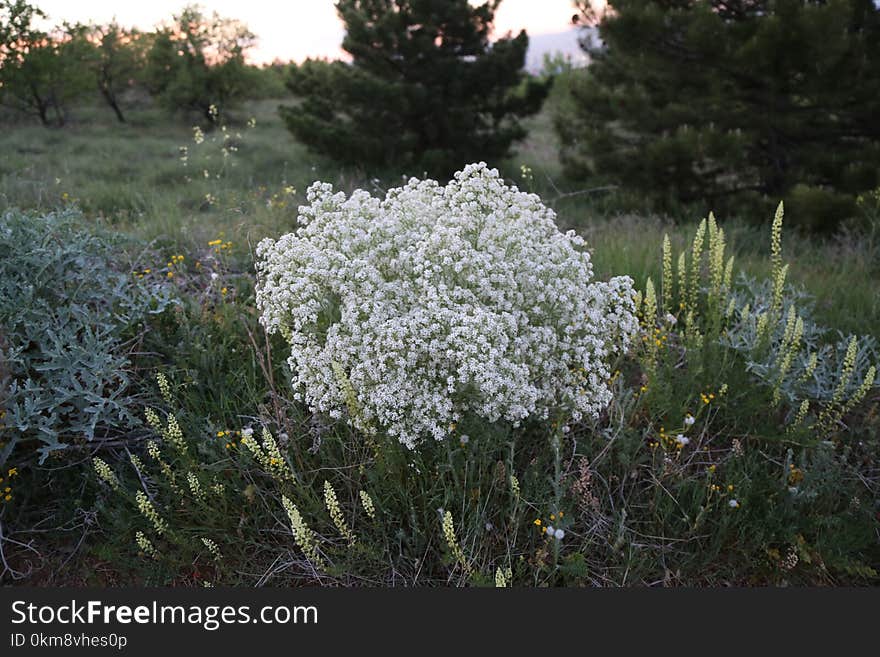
xmin=0 ymin=97 xmax=878 ymax=586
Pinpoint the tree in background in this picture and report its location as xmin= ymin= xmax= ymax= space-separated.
xmin=0 ymin=1 xmax=92 ymax=126
xmin=556 ymin=0 xmax=880 ymax=231
xmin=281 ymin=0 xmax=549 ymax=176
xmin=144 ymin=4 xmax=256 ymax=124
xmin=76 ymin=21 xmax=145 ymax=123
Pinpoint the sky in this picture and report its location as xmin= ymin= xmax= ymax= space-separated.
xmin=34 ymin=0 xmax=593 ymax=64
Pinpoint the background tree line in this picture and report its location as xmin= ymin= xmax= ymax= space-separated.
xmin=0 ymin=0 xmax=284 ymax=126
xmin=554 ymin=0 xmax=880 ymax=232
xmin=2 ymin=0 xmax=879 ymax=233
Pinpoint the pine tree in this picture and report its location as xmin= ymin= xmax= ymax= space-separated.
xmin=281 ymin=0 xmax=549 ymax=176
xmin=556 ymin=0 xmax=880 ymax=231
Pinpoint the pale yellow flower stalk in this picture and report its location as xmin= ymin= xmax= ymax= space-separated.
xmin=282 ymin=496 xmax=324 ymax=569
xmin=834 ymin=336 xmax=860 ymax=406
xmin=495 ymin=567 xmax=513 ymax=587
xmin=93 ymin=458 xmax=121 ymax=492
xmin=129 ymin=453 xmax=145 ymax=474
xmin=144 ymin=408 xmax=163 ymax=433
xmin=136 ymin=490 xmax=167 ymax=535
xmin=643 ymin=277 xmax=657 ymax=327
xmin=201 ymin=537 xmax=222 ymax=560
xmin=723 ymin=255 xmax=735 ymax=294
xmin=163 ymin=413 xmax=187 ymax=455
xmin=135 ymin=531 xmax=158 ymax=559
xmin=773 ymin=311 xmax=804 ymax=406
xmin=187 ymin=472 xmax=206 ymax=504
xmin=800 ymin=352 xmax=818 ymax=382
xmin=442 ymin=510 xmax=471 ymax=575
xmin=726 ymin=297 xmax=737 ymax=319
xmin=838 ymin=366 xmax=876 ymax=419
xmin=755 ymin=312 xmax=769 ymax=342
xmin=817 ymin=337 xmax=864 ymax=433
xmin=324 ymin=481 xmax=356 ymax=545
xmin=689 ymin=218 xmax=707 ymax=313
xmin=156 ymin=372 xmax=172 ymax=405
xmin=643 ymin=278 xmax=658 ymax=373
xmin=707 ymin=213 xmax=724 ymax=297
xmin=242 ymin=429 xmax=294 ymax=483
xmin=331 ymin=361 xmax=378 ymax=438
xmin=359 ymin=490 xmax=377 ymax=521
xmin=770 ymin=201 xmax=784 ymax=282
xmin=509 ymin=474 xmax=520 ymax=500
xmin=712 ymin=228 xmax=725 ymax=298
xmin=677 ymin=251 xmax=687 ymax=313
xmin=661 ymin=234 xmax=673 ymax=312
xmin=786 ymin=400 xmax=810 ymax=434
xmin=146 ymin=440 xmax=162 ymax=461
xmin=771 ymin=264 xmax=789 ymax=317
xmin=146 ymin=440 xmax=181 ymax=494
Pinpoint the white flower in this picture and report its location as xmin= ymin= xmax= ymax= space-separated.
xmin=729 ymin=499 xmax=740 ymax=508
xmin=554 ymin=528 xmax=565 ymax=540
xmin=459 ymin=434 xmax=470 ymax=445
xmin=211 ymin=272 xmax=219 ymax=281
xmin=664 ymin=313 xmax=677 ymax=325
xmin=241 ymin=427 xmax=254 ymax=438
xmin=255 ymin=163 xmax=638 ymax=448
xmin=684 ymin=415 xmax=695 ymax=426
xmin=675 ymin=434 xmax=690 ymax=447
xmin=545 ymin=525 xmax=555 ymax=535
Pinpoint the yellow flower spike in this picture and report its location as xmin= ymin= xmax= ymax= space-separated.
xmin=359 ymin=490 xmax=377 ymax=520
xmin=283 ymin=496 xmax=325 ymax=569
xmin=324 ymin=480 xmax=356 ymax=545
xmin=442 ymin=511 xmax=471 ymax=575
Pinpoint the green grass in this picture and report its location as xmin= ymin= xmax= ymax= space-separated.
xmin=2 ymin=98 xmax=877 ymax=336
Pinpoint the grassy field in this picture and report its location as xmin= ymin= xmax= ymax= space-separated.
xmin=3 ymin=98 xmax=878 ymax=336
xmin=1 ymin=99 xmax=878 ymax=586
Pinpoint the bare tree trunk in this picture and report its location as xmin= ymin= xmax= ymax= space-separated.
xmin=100 ymin=82 xmax=126 ymax=123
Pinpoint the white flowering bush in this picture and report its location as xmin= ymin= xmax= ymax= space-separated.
xmin=256 ymin=163 xmax=637 ymax=447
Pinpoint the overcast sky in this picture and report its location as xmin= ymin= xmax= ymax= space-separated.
xmin=34 ymin=0 xmax=594 ymax=64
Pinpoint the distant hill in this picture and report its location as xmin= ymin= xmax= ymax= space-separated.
xmin=523 ymin=28 xmax=596 ymax=73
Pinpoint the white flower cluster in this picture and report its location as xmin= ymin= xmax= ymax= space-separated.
xmin=256 ymin=163 xmax=637 ymax=448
